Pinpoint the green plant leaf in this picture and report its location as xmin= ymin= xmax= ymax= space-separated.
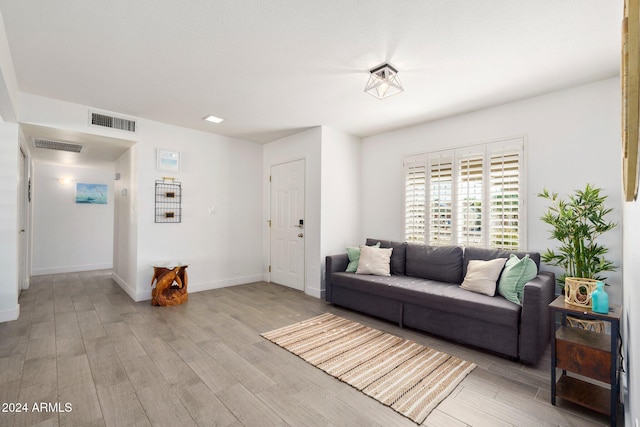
xmin=538 ymin=184 xmax=616 ymax=282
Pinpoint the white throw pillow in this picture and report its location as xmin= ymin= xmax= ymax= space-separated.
xmin=460 ymin=258 xmax=507 ymax=296
xmin=356 ymin=245 xmax=393 ymax=276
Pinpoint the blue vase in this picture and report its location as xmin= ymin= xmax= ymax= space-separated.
xmin=591 ymin=281 xmax=609 ymax=314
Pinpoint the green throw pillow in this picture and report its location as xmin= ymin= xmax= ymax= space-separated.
xmin=497 ymin=254 xmax=538 ymax=305
xmin=346 ymin=242 xmax=380 ymax=272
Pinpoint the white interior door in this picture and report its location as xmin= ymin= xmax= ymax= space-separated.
xmin=270 ymin=159 xmax=305 ymax=291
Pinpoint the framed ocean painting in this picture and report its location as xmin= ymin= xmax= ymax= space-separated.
xmin=76 ymin=183 xmax=108 ymax=204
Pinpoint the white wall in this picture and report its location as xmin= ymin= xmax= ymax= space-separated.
xmin=31 ymin=162 xmax=114 ymax=275
xmin=263 ymin=127 xmax=323 ymax=296
xmin=320 ymin=126 xmax=361 ymax=295
xmin=131 ymin=120 xmax=264 ymax=300
xmin=0 ymin=119 xmax=19 ymax=321
xmin=361 ymin=78 xmax=623 ymax=304
xmin=0 ymin=10 xmax=18 ymax=122
xmin=20 ymin=94 xmax=264 ymax=301
xmin=0 ymin=11 xmax=20 ymax=321
xmin=113 ymin=148 xmax=137 ymax=293
xmin=623 ymin=200 xmax=640 ymax=426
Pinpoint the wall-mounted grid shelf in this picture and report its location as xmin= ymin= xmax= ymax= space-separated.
xmin=155 ymin=179 xmax=182 ymax=223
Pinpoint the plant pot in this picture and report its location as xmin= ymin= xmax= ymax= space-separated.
xmin=564 ymin=277 xmax=598 ymax=308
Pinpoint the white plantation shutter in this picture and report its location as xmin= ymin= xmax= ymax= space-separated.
xmin=404 ymin=155 xmax=427 ymax=243
xmin=489 ymin=143 xmax=523 ymax=249
xmin=404 ymin=137 xmax=525 ymax=249
xmin=456 ymin=151 xmax=484 ymax=247
xmin=428 ymin=153 xmax=453 ymax=246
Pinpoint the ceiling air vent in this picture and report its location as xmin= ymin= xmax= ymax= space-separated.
xmin=90 ymin=111 xmax=136 ymax=132
xmin=33 ymin=138 xmax=84 ymax=153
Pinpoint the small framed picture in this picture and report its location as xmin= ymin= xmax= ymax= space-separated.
xmin=157 ymin=149 xmax=181 ymax=172
xmin=76 ymin=183 xmax=108 ymax=204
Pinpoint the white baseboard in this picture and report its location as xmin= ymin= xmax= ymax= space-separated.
xmin=189 ymin=274 xmax=264 ymax=293
xmin=111 ymin=272 xmax=148 ymax=302
xmin=305 ymin=286 xmax=322 ymax=299
xmin=262 ymin=277 xmax=322 ymax=299
xmin=113 ymin=273 xmax=264 ymax=302
xmin=0 ymin=304 xmax=20 ymax=322
xmin=32 ymin=263 xmax=113 ymax=276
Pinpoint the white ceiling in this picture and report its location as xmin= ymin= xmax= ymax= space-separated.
xmin=0 ymin=0 xmax=624 ymax=149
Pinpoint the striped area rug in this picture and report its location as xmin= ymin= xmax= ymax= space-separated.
xmin=261 ymin=313 xmax=476 ymax=424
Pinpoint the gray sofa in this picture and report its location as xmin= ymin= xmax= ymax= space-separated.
xmin=325 ymin=238 xmax=555 ymax=365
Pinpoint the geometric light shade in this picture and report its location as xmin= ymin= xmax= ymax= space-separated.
xmin=364 ymin=63 xmax=404 ymax=99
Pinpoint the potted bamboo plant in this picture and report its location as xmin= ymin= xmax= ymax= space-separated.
xmin=538 ymin=184 xmax=616 ymax=307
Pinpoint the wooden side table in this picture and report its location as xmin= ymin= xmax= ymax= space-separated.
xmin=151 ymin=263 xmax=188 ymax=306
xmin=549 ymin=296 xmax=622 ymax=427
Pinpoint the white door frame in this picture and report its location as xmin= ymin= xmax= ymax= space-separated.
xmin=17 ymin=145 xmax=30 ymax=291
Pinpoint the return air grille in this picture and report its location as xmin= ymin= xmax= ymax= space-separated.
xmin=33 ymin=138 xmax=84 ymax=153
xmin=90 ymin=112 xmax=136 ymax=132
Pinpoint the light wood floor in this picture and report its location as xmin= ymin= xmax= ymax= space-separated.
xmin=0 ymin=270 xmax=618 ymax=426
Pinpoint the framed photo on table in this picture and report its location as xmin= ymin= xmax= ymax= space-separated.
xmin=156 ymin=149 xmax=181 ymax=172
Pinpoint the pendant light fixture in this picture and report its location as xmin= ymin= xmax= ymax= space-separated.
xmin=364 ymin=63 xmax=403 ymax=99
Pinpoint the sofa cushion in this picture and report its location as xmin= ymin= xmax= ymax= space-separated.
xmin=366 ymin=238 xmax=407 ymax=275
xmin=346 ymin=242 xmax=380 ymax=272
xmin=463 ymin=247 xmax=540 ymax=278
xmin=330 ymin=272 xmax=520 ymax=328
xmin=497 ymin=254 xmax=538 ymax=305
xmin=405 ymin=244 xmax=463 ymax=283
xmin=460 ymin=258 xmax=507 ymax=296
xmin=356 ymin=246 xmax=393 ymax=276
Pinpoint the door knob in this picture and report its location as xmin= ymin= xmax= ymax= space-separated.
xmin=298 ymin=233 xmax=304 ymax=238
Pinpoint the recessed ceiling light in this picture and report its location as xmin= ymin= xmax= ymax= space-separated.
xmin=203 ymin=115 xmax=224 ymax=124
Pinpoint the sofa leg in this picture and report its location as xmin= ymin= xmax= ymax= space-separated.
xmin=398 ymin=303 xmax=404 ymax=328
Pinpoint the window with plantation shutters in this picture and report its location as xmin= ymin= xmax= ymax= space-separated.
xmin=489 ymin=146 xmax=522 ymax=249
xmin=457 ymin=151 xmax=484 ymax=247
xmin=428 ymin=153 xmax=453 ymax=246
xmin=404 ymin=155 xmax=427 ymax=243
xmin=404 ymin=137 xmax=525 ymax=249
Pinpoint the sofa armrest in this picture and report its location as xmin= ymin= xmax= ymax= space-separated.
xmin=518 ymin=271 xmax=556 ymax=364
xmin=325 ymin=254 xmax=349 ymax=302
